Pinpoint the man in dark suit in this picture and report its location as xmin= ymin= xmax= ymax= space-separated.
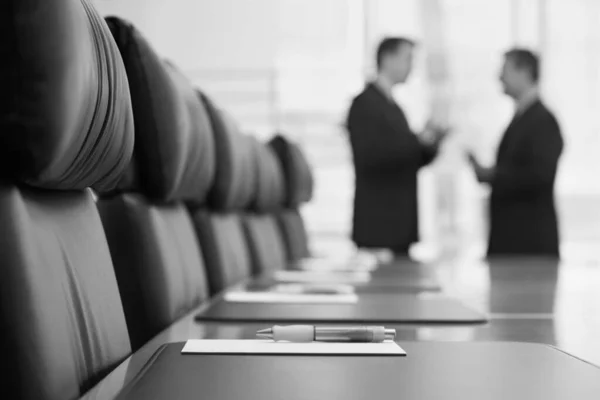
xmin=468 ymin=49 xmax=563 ymax=258
xmin=346 ymin=37 xmax=447 ymax=257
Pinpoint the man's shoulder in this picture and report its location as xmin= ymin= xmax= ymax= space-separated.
xmin=533 ymin=100 xmax=559 ymax=124
xmin=349 ymin=84 xmax=381 ymax=115
xmin=519 ymin=100 xmax=560 ymax=133
xmin=351 ymin=85 xmax=376 ymax=104
xmin=523 ymin=101 xmax=563 ymax=146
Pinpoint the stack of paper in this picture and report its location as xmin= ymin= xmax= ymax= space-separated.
xmin=271 ymin=283 xmax=355 ymax=295
xmin=273 ymin=270 xmax=371 ymax=284
xmin=223 ymin=291 xmax=359 ymax=304
xmin=296 ymin=258 xmax=377 ymax=272
xmin=181 ymin=339 xmax=406 ymax=356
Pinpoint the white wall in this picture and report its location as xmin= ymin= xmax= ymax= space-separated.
xmin=95 ymin=0 xmax=364 ymax=119
xmin=95 ymin=0 xmax=279 ymax=70
xmin=94 ymin=0 xmax=366 ymax=239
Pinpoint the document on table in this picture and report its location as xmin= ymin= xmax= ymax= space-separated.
xmin=273 ymin=270 xmax=372 ymax=284
xmin=223 ymin=291 xmax=359 ymax=304
xmin=181 ymin=339 xmax=406 ymax=356
xmin=297 ymin=258 xmax=377 ymax=272
xmin=271 ymin=283 xmax=355 ymax=295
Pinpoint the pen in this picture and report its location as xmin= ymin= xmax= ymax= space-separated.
xmin=256 ymin=325 xmax=396 ymax=343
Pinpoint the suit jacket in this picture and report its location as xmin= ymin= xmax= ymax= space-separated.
xmin=488 ymin=99 xmax=563 ymax=257
xmin=346 ymin=83 xmax=437 ymax=251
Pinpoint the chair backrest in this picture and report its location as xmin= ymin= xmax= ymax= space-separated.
xmin=269 ymin=134 xmax=314 ymax=208
xmin=98 ymin=17 xmax=214 ymax=350
xmin=277 ymin=208 xmax=311 ymax=261
xmin=191 ymin=93 xmax=256 ymax=294
xmin=0 ymin=1 xmax=134 ymax=399
xmin=268 ymin=135 xmax=315 ymax=261
xmin=243 ymin=138 xmax=288 ymax=275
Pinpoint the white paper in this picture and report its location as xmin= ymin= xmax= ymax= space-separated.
xmin=181 ymin=339 xmax=405 ymax=356
xmin=297 ymin=258 xmax=377 ymax=272
xmin=223 ymin=291 xmax=359 ymax=304
xmin=273 ymin=270 xmax=371 ymax=284
xmin=271 ymin=283 xmax=355 ymax=295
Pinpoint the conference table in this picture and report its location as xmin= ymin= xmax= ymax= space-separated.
xmin=80 ymin=256 xmax=600 ymax=399
xmin=248 ymin=273 xmax=441 ymax=292
xmin=250 ymin=256 xmax=443 ymax=293
xmin=195 ymin=292 xmax=487 ymax=323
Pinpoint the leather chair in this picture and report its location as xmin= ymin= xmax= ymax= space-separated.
xmin=268 ymin=135 xmax=315 ymax=262
xmin=98 ymin=17 xmax=214 ymax=351
xmin=191 ymin=93 xmax=256 ymax=295
xmin=243 ymin=138 xmax=288 ymax=275
xmin=0 ymin=1 xmax=134 ymax=399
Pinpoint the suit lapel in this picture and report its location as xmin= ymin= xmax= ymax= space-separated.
xmin=496 ymin=100 xmax=541 ymax=160
xmin=496 ymin=116 xmax=519 ymax=159
xmin=367 ymin=83 xmax=411 ymax=134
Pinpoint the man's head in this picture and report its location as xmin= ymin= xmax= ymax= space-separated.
xmin=500 ymin=48 xmax=540 ymax=98
xmin=376 ymin=37 xmax=416 ymax=84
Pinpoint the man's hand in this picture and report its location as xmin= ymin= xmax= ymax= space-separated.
xmin=467 ymin=152 xmax=479 ymax=168
xmin=467 ymin=152 xmax=495 ymax=183
xmin=421 ymin=119 xmax=450 ymax=146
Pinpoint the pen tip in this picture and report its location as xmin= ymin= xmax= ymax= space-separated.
xmin=256 ymin=328 xmax=274 ymax=339
xmin=256 ymin=333 xmax=272 ymax=339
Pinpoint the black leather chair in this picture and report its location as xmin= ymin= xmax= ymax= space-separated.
xmin=268 ymin=135 xmax=315 ymax=262
xmin=98 ymin=17 xmax=214 ymax=351
xmin=192 ymin=93 xmax=256 ymax=295
xmin=243 ymin=138 xmax=288 ymax=275
xmin=0 ymin=1 xmax=134 ymax=399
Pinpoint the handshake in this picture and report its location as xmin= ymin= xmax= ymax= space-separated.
xmin=416 ymin=116 xmax=494 ymax=184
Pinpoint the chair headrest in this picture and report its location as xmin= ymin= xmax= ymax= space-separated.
xmin=0 ymin=0 xmax=134 ymax=192
xmin=105 ymin=17 xmax=215 ymax=204
xmin=268 ymin=134 xmax=314 ymax=207
xmin=250 ymin=138 xmax=285 ymax=213
xmin=199 ymin=93 xmax=256 ymax=211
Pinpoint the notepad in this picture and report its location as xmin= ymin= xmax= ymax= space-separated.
xmin=297 ymin=258 xmax=377 ymax=272
xmin=271 ymin=283 xmax=355 ymax=295
xmin=181 ymin=339 xmax=406 ymax=356
xmin=273 ymin=270 xmax=372 ymax=284
xmin=223 ymin=291 xmax=359 ymax=304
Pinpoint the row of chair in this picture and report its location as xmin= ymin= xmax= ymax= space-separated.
xmin=100 ymin=15 xmax=315 ymax=350
xmin=1 ymin=2 xmax=315 ymax=399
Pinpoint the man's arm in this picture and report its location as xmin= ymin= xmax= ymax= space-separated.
xmin=492 ymin=116 xmax=563 ymax=197
xmin=420 ymin=143 xmax=438 ymax=167
xmin=419 ymin=123 xmax=450 ymax=167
